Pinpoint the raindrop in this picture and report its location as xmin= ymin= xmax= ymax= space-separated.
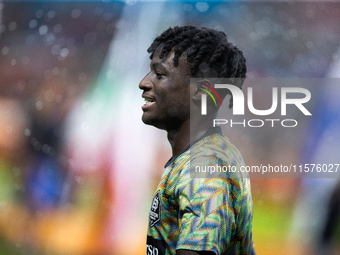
xmin=32 ymin=139 xmax=42 ymax=151
xmin=254 ymin=20 xmax=271 ymax=37
xmin=318 ymin=3 xmax=326 ymax=11
xmin=35 ymin=101 xmax=43 ymax=111
xmin=55 ymin=95 xmax=63 ymax=103
xmin=183 ymin=4 xmax=193 ymax=12
xmin=24 ymin=128 xmax=31 ymax=137
xmin=332 ymin=53 xmax=338 ymax=61
xmin=13 ymin=167 xmax=21 ymax=176
xmin=288 ymin=16 xmax=296 ymax=25
xmin=306 ymin=9 xmax=315 ymax=19
xmin=26 ymin=35 xmax=35 ymax=45
xmin=6 ymin=125 xmax=13 ymax=134
xmin=2 ymin=47 xmax=9 ymax=55
xmin=47 ymin=10 xmax=56 ymax=19
xmin=195 ymin=2 xmax=209 ymax=12
xmin=249 ymin=32 xmax=261 ymax=41
xmin=169 ymin=11 xmax=180 ymax=23
xmin=45 ymin=34 xmax=56 ymax=45
xmin=126 ymin=0 xmax=137 ymax=6
xmin=60 ymin=48 xmax=69 ymax=58
xmin=8 ymin=22 xmax=17 ymax=32
xmin=306 ymin=41 xmax=314 ymax=49
xmin=51 ymin=67 xmax=59 ymax=76
xmin=29 ymin=19 xmax=37 ymax=29
xmin=54 ymin=24 xmax=62 ymax=33
xmin=214 ymin=25 xmax=224 ymax=32
xmin=51 ymin=44 xmax=61 ymax=55
xmin=35 ymin=10 xmax=44 ymax=19
xmin=82 ymin=101 xmax=90 ymax=110
xmin=264 ymin=50 xmax=276 ymax=60
xmin=49 ymin=147 xmax=56 ymax=156
xmin=39 ymin=25 xmax=48 ymax=35
xmin=22 ymin=57 xmax=30 ymax=65
xmin=115 ymin=20 xmax=125 ymax=30
xmin=94 ymin=7 xmax=104 ymax=15
xmin=75 ymin=176 xmax=83 ymax=184
xmin=71 ymin=9 xmax=81 ymax=19
xmin=42 ymin=144 xmax=51 ymax=154
xmin=16 ymin=82 xmax=25 ymax=94
xmin=167 ymin=106 xmax=178 ymax=117
xmin=44 ymin=69 xmax=53 ymax=80
xmin=10 ymin=59 xmax=17 ymax=66
xmin=289 ymin=28 xmax=298 ymax=37
xmin=45 ymin=89 xmax=55 ymax=102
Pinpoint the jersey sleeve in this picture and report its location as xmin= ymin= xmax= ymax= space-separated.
xmin=175 ymin=155 xmax=241 ymax=255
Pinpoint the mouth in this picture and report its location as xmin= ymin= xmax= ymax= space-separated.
xmin=142 ymin=95 xmax=155 ymax=110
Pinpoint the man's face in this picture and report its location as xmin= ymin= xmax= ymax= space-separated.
xmin=139 ymin=47 xmax=191 ymax=130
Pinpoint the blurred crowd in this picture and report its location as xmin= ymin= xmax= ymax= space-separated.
xmin=0 ymin=2 xmax=122 ymax=254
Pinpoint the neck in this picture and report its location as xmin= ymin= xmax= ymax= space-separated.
xmin=167 ymin=113 xmax=216 ymax=158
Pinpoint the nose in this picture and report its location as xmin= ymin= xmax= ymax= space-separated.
xmin=139 ymin=72 xmax=152 ymax=91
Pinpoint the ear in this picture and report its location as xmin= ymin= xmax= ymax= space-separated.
xmin=192 ymin=79 xmax=213 ymax=101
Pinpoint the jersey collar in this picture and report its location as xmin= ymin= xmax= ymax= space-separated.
xmin=164 ymin=126 xmax=222 ymax=168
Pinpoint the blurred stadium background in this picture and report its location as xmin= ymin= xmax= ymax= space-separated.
xmin=0 ymin=1 xmax=340 ymax=254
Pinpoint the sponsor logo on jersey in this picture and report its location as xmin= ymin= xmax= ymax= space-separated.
xmin=146 ymin=236 xmax=166 ymax=255
xmin=146 ymin=244 xmax=159 ymax=255
xmin=149 ymin=190 xmax=161 ymax=227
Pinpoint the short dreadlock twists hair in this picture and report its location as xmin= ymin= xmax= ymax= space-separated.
xmin=147 ymin=25 xmax=247 ymax=108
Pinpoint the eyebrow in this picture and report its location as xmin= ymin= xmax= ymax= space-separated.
xmin=151 ymin=62 xmax=168 ymax=74
xmin=151 ymin=62 xmax=164 ymax=70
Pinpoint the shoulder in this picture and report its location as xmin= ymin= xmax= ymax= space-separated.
xmin=192 ymin=132 xmax=245 ymax=165
xmin=188 ymin=133 xmax=247 ymax=178
xmin=168 ymin=132 xmax=249 ymax=194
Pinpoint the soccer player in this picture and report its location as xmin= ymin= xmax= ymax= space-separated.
xmin=139 ymin=25 xmax=255 ymax=255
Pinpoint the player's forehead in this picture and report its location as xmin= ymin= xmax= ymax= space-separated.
xmin=150 ymin=46 xmax=174 ymax=67
xmin=150 ymin=46 xmax=190 ymax=74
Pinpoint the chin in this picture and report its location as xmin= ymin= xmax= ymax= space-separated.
xmin=142 ymin=116 xmax=168 ymax=130
xmin=142 ymin=114 xmax=157 ymax=126
xmin=141 ymin=116 xmax=153 ymax=125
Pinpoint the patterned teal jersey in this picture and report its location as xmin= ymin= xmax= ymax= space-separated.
xmin=146 ymin=127 xmax=254 ymax=255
